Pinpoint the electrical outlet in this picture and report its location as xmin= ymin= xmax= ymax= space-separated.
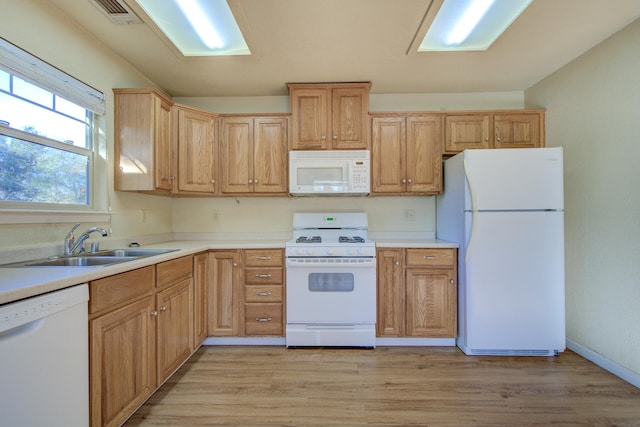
xmin=212 ymin=210 xmax=220 ymax=222
xmin=403 ymin=209 xmax=415 ymax=222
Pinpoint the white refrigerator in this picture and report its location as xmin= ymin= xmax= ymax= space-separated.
xmin=436 ymin=147 xmax=565 ymax=356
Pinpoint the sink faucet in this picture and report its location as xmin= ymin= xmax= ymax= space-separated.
xmin=64 ymin=223 xmax=108 ymax=255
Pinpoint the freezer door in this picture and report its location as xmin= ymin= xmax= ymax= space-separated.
xmin=462 ymin=211 xmax=565 ymax=353
xmin=464 ymin=147 xmax=564 ymax=211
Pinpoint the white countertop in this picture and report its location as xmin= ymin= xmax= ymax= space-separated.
xmin=0 ymin=238 xmax=458 ymax=305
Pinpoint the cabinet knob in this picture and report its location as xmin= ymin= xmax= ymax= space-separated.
xmin=332 ymin=135 xmax=337 ymax=140
xmin=395 ymin=261 xmax=400 ymax=266
xmin=249 ymin=179 xmax=254 ymax=183
xmin=484 ymin=137 xmax=489 ymax=142
xmin=321 ymin=136 xmax=326 ymax=140
xmin=407 ymin=178 xmax=412 ymax=183
xmin=450 ymin=279 xmax=455 ymax=284
xmin=496 ymin=137 xmax=501 ymax=142
xmin=255 ymin=317 xmax=272 ymax=322
xmin=254 ymin=179 xmax=258 ymax=184
xmin=401 ymin=179 xmax=407 ymax=184
xmin=150 ymin=311 xmax=158 ymax=317
xmin=170 ymin=176 xmax=175 ymax=182
xmin=159 ymin=306 xmax=167 ymax=312
xmin=233 ymin=262 xmax=238 ymax=267
xmin=211 ymin=179 xmax=215 ymax=184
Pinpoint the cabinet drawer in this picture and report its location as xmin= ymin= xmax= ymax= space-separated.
xmin=245 ymin=285 xmax=282 ymax=303
xmin=245 ymin=267 xmax=283 ymax=284
xmin=89 ymin=266 xmax=155 ymax=315
xmin=244 ymin=303 xmax=283 ymax=335
xmin=244 ymin=249 xmax=283 ymax=267
xmin=405 ymin=249 xmax=455 ymax=267
xmin=157 ymin=255 xmax=193 ymax=288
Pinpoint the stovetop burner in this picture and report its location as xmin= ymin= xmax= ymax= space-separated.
xmin=296 ymin=236 xmax=322 ymax=244
xmin=339 ymin=236 xmax=366 ymax=243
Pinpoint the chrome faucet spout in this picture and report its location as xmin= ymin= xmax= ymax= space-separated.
xmin=67 ymin=226 xmax=108 ymax=255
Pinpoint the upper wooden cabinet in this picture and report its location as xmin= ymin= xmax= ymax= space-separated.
xmin=219 ymin=115 xmax=288 ymax=195
xmin=371 ymin=113 xmax=443 ymax=195
xmin=114 ymin=88 xmax=174 ymax=193
xmin=174 ymin=104 xmax=218 ymax=195
xmin=288 ymin=82 xmax=371 ymax=150
xmin=445 ymin=110 xmax=545 ymax=153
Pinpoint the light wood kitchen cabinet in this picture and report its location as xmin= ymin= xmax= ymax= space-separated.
xmin=377 ymin=248 xmax=457 ymax=338
xmin=155 ymin=256 xmax=194 ymax=383
xmin=445 ymin=110 xmax=545 ymax=153
xmin=207 ymin=249 xmax=285 ymax=337
xmin=89 ymin=266 xmax=157 ymax=427
xmin=243 ymin=249 xmax=285 ymax=336
xmin=89 ymin=256 xmax=196 ymax=427
xmin=208 ymin=250 xmax=242 ymax=336
xmin=288 ymin=82 xmax=371 ymax=150
xmin=371 ymin=113 xmax=443 ymax=195
xmin=174 ymin=104 xmax=218 ymax=194
xmin=219 ymin=115 xmax=288 ymax=195
xmin=193 ymin=252 xmax=208 ymax=345
xmin=114 ymin=88 xmax=174 ymax=194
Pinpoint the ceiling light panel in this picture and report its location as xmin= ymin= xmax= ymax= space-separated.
xmin=420 ymin=0 xmax=533 ymax=51
xmin=135 ymin=0 xmax=250 ymax=56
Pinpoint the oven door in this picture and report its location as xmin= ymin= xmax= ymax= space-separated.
xmin=286 ymin=258 xmax=376 ymax=324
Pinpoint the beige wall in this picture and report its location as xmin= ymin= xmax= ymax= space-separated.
xmin=525 ymin=19 xmax=640 ymax=375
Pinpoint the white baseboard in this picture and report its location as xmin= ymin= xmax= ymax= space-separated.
xmin=566 ymin=338 xmax=640 ymax=389
xmin=202 ymin=337 xmax=455 ymax=347
xmin=203 ymin=337 xmax=285 ymax=346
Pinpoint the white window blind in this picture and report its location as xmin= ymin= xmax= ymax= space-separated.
xmin=0 ymin=37 xmax=105 ymax=115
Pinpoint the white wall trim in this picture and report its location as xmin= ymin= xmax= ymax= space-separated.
xmin=203 ymin=337 xmax=285 ymax=346
xmin=202 ymin=337 xmax=456 ymax=347
xmin=567 ymin=338 xmax=640 ymax=389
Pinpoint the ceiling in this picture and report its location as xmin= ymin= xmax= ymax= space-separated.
xmin=47 ymin=0 xmax=640 ymax=97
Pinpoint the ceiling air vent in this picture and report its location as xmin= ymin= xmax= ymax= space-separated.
xmin=89 ymin=0 xmax=142 ymax=24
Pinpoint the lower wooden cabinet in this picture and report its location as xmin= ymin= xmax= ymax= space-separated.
xmin=208 ymin=248 xmax=285 ymax=337
xmin=377 ymin=248 xmax=457 ymax=338
xmin=89 ymin=256 xmax=196 ymax=427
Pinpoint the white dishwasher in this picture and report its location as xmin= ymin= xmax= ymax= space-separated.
xmin=0 ymin=284 xmax=89 ymax=427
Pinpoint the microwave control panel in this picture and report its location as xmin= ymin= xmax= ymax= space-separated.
xmin=351 ymin=160 xmax=370 ymax=191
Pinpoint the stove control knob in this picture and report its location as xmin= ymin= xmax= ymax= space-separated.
xmin=326 ymin=248 xmax=334 ymax=256
xmin=306 ymin=248 xmax=314 ymax=256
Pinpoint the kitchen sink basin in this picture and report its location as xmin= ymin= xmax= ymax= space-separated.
xmin=26 ymin=256 xmax=139 ymax=267
xmin=0 ymin=248 xmax=179 ymax=268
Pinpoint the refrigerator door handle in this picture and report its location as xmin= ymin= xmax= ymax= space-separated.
xmin=465 ymin=211 xmax=477 ymax=263
xmin=464 ymin=158 xmax=478 ymax=212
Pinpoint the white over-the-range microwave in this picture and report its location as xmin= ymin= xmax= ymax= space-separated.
xmin=289 ymin=150 xmax=370 ymax=196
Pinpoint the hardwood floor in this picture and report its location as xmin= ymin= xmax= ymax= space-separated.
xmin=124 ymin=346 xmax=640 ymax=426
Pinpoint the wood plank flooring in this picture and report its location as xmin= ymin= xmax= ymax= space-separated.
xmin=124 ymin=346 xmax=640 ymax=426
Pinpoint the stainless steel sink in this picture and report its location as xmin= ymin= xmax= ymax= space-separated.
xmin=93 ymin=248 xmax=178 ymax=257
xmin=1 ymin=248 xmax=179 ymax=268
xmin=26 ymin=256 xmax=139 ymax=267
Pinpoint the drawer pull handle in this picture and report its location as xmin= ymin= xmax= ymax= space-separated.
xmin=256 ymin=292 xmax=272 ymax=296
xmin=256 ymin=274 xmax=272 ymax=278
xmin=256 ymin=317 xmax=272 ymax=322
xmin=423 ymin=256 xmax=437 ymax=260
xmin=256 ymin=256 xmax=272 ymax=260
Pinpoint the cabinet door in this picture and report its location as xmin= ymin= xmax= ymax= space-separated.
xmin=176 ymin=107 xmax=216 ymax=193
xmin=331 ymin=86 xmax=369 ymax=149
xmin=157 ymin=278 xmax=194 ymax=383
xmin=290 ymin=87 xmax=329 ymax=150
xmin=208 ymin=251 xmax=241 ymax=336
xmin=154 ymin=96 xmax=174 ymax=191
xmin=220 ymin=118 xmax=253 ymax=193
xmin=371 ymin=116 xmax=406 ymax=193
xmin=193 ymin=252 xmax=208 ymax=345
xmin=494 ymin=113 xmax=542 ymax=148
xmin=405 ymin=268 xmax=456 ymax=338
xmin=445 ymin=114 xmax=491 ymax=152
xmin=90 ymin=297 xmax=156 ymax=427
xmin=253 ymin=117 xmax=288 ymax=193
xmin=405 ymin=115 xmax=442 ymax=194
xmin=376 ymin=249 xmax=405 ymax=336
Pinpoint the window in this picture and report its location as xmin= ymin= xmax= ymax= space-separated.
xmin=0 ymin=38 xmax=105 ymax=209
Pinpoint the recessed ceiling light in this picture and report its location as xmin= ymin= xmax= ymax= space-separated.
xmin=420 ymin=0 xmax=533 ymax=51
xmin=135 ymin=0 xmax=250 ymax=56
